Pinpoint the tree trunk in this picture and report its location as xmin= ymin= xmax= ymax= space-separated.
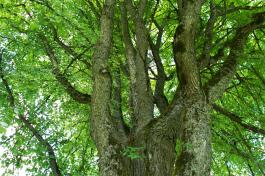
xmin=94 ymin=95 xmax=211 ymax=176
xmin=174 ymin=97 xmax=211 ymax=176
xmin=91 ymin=0 xmax=212 ymax=175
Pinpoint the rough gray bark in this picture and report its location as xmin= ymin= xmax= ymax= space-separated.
xmin=90 ymin=0 xmax=129 ymax=175
xmin=1 ymin=0 xmax=264 ymax=175
xmin=87 ymin=1 xmax=265 ymax=176
xmin=121 ymin=0 xmax=154 ymax=131
xmin=174 ymin=97 xmax=211 ymax=176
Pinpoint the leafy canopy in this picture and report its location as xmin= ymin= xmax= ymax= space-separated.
xmin=0 ymin=0 xmax=264 ymax=175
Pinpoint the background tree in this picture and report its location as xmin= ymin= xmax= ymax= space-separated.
xmin=0 ymin=0 xmax=264 ymax=175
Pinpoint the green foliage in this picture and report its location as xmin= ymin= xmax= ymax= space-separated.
xmin=0 ymin=0 xmax=264 ymax=175
xmin=175 ymin=139 xmax=183 ymax=157
xmin=122 ymin=146 xmax=145 ymax=160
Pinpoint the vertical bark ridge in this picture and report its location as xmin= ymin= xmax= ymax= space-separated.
xmin=120 ymin=2 xmax=156 ymax=174
xmin=173 ymin=0 xmax=203 ymax=96
xmin=122 ymin=0 xmax=154 ymax=131
xmin=174 ymin=97 xmax=211 ymax=176
xmin=90 ymin=0 xmax=126 ymax=175
xmin=172 ymin=1 xmax=213 ymax=175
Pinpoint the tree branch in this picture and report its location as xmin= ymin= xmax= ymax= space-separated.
xmin=121 ymin=1 xmax=154 ymax=129
xmin=212 ymin=104 xmax=265 ymax=135
xmin=217 ymin=4 xmax=265 ymax=16
xmin=251 ymin=65 xmax=265 ymax=87
xmin=204 ymin=11 xmax=265 ymax=102
xmin=199 ymin=1 xmax=217 ymax=69
xmin=48 ymin=23 xmax=92 ymax=73
xmin=0 ymin=51 xmax=61 ymax=176
xmin=138 ymin=0 xmax=147 ymax=17
xmin=173 ymin=0 xmax=204 ymax=96
xmin=148 ymin=34 xmax=169 ymax=114
xmin=41 ymin=35 xmax=91 ymax=104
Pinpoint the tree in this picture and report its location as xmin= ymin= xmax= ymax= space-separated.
xmin=0 ymin=0 xmax=264 ymax=175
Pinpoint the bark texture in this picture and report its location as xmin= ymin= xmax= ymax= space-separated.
xmin=90 ymin=0 xmax=128 ymax=175
xmin=87 ymin=1 xmax=265 ymax=176
xmin=1 ymin=0 xmax=265 ymax=175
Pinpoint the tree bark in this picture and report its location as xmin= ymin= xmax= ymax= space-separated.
xmin=91 ymin=0 xmax=212 ymax=175
xmin=89 ymin=1 xmax=265 ymax=176
xmin=174 ymin=96 xmax=211 ymax=176
xmin=93 ymin=96 xmax=211 ymax=176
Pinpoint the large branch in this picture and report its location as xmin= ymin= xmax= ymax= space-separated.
xmin=204 ymin=12 xmax=265 ymax=102
xmin=121 ymin=1 xmax=154 ymax=130
xmin=125 ymin=0 xmax=148 ymax=59
xmin=173 ymin=0 xmax=204 ymax=96
xmin=200 ymin=3 xmax=265 ymax=70
xmin=0 ymin=52 xmax=61 ymax=176
xmin=155 ymin=0 xmax=206 ymax=130
xmin=112 ymin=69 xmax=129 ymax=139
xmin=90 ymin=0 xmax=128 ymax=174
xmin=49 ymin=24 xmax=91 ymax=72
xmin=148 ymin=16 xmax=169 ymax=113
xmin=148 ymin=34 xmax=169 ymax=114
xmin=199 ymin=1 xmax=217 ymax=69
xmin=41 ymin=36 xmax=91 ymax=104
xmin=212 ymin=104 xmax=265 ymax=135
xmin=19 ymin=114 xmax=62 ymax=176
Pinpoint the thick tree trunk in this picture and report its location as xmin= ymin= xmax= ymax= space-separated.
xmin=174 ymin=98 xmax=211 ymax=176
xmin=95 ymin=97 xmax=211 ymax=176
xmin=91 ymin=0 xmax=212 ymax=175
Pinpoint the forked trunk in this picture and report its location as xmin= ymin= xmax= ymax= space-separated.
xmin=91 ymin=0 xmax=212 ymax=175
xmin=93 ymin=96 xmax=211 ymax=176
